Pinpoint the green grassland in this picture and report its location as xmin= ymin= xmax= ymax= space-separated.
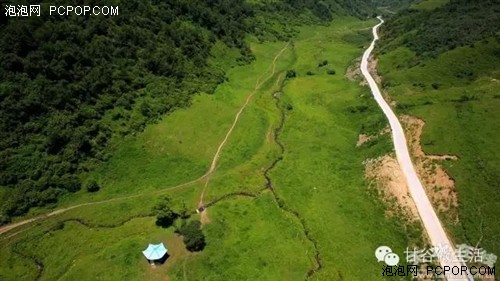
xmin=271 ymin=20 xmax=414 ymax=280
xmin=1 ymin=17 xmax=419 ymax=280
xmin=378 ymin=33 xmax=500 ymax=259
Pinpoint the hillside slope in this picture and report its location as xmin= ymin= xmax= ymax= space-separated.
xmin=377 ymin=0 xmax=500 ymax=258
xmin=0 ymin=0 xmax=377 ymax=223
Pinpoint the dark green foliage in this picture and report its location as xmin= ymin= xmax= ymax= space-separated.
xmin=0 ymin=214 xmax=11 ymax=225
xmin=250 ymin=0 xmax=377 ymax=43
xmin=311 ymin=1 xmax=333 ymax=21
xmin=318 ymin=60 xmax=329 ymax=67
xmin=156 ymin=209 xmax=177 ymax=228
xmin=306 ymin=71 xmax=315 ymax=76
xmin=0 ymin=0 xmax=379 ymax=220
xmin=327 ymin=69 xmax=336 ymax=75
xmin=154 ymin=197 xmax=178 ymax=228
xmin=456 ymin=94 xmax=479 ymax=103
xmin=286 ymin=70 xmax=297 ymax=78
xmin=380 ymin=0 xmax=500 ymax=58
xmin=347 ymin=105 xmax=369 ymax=114
xmin=50 ymin=221 xmax=65 ymax=231
xmin=431 ymin=82 xmax=441 ymax=90
xmin=179 ymin=202 xmax=190 ymax=219
xmin=375 ymin=0 xmax=415 ymax=11
xmin=0 ymin=0 xmax=255 ymax=219
xmin=177 ymin=220 xmax=206 ymax=252
xmin=85 ymin=180 xmax=100 ymax=193
xmin=1 ymin=187 xmax=61 ymax=219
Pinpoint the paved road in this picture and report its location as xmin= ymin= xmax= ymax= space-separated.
xmin=361 ymin=17 xmax=471 ymax=281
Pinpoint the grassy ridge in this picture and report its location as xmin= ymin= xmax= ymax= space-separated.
xmin=0 ymin=0 xmax=382 ymax=222
xmin=377 ymin=0 xmax=500 ymax=260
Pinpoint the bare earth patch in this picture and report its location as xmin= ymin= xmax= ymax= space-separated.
xmin=363 ymin=114 xmax=459 ymax=223
xmin=266 ymin=126 xmax=273 ymax=144
xmin=346 ymin=57 xmax=387 ymax=97
xmin=356 ymin=134 xmax=372 ymax=147
xmin=357 ymin=126 xmax=390 ymax=147
xmin=365 ymin=155 xmax=420 ymax=221
xmin=400 ymin=115 xmax=459 ymax=217
xmin=345 ymin=58 xmax=363 ymax=84
xmin=199 ymin=209 xmax=211 ymax=225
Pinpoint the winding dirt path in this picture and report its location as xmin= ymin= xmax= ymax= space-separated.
xmin=198 ymin=42 xmax=290 ymax=207
xmin=0 ymin=42 xmax=290 ymax=237
xmin=361 ymin=17 xmax=471 ymax=281
xmin=0 ymin=176 xmax=203 ymax=236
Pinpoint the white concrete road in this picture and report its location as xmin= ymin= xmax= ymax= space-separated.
xmin=361 ymin=17 xmax=471 ymax=281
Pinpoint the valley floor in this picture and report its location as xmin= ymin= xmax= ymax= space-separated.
xmin=0 ymin=18 xmax=416 ymax=281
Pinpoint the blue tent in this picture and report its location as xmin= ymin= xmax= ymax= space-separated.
xmin=142 ymin=243 xmax=168 ymax=261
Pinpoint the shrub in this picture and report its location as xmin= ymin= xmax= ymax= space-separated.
xmin=179 ymin=202 xmax=190 ymax=219
xmin=50 ymin=221 xmax=65 ymax=231
xmin=156 ymin=209 xmax=177 ymax=228
xmin=58 ymin=174 xmax=81 ymax=192
xmin=306 ymin=71 xmax=315 ymax=76
xmin=327 ymin=69 xmax=336 ymax=75
xmin=154 ymin=196 xmax=178 ymax=228
xmin=318 ymin=60 xmax=328 ymax=67
xmin=286 ymin=70 xmax=296 ymax=78
xmin=178 ymin=220 xmax=206 ymax=252
xmin=457 ymin=94 xmax=478 ymax=103
xmin=86 ymin=180 xmax=100 ymax=193
xmin=0 ymin=214 xmax=11 ymax=226
xmin=140 ymin=101 xmax=153 ymax=117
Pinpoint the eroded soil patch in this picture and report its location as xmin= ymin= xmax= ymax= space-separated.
xmin=400 ymin=115 xmax=459 ymax=216
xmin=363 ymin=115 xmax=459 ymax=223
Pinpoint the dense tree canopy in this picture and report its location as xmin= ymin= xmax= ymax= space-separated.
xmin=153 ymin=196 xmax=179 ymax=228
xmin=0 ymin=0 xmax=256 ymax=221
xmin=380 ymin=0 xmax=500 ymax=58
xmin=0 ymin=0 xmax=378 ymax=223
xmin=177 ymin=220 xmax=206 ymax=252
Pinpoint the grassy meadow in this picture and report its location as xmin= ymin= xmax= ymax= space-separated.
xmin=1 ymin=17 xmax=419 ymax=280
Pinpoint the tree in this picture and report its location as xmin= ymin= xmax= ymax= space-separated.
xmin=327 ymin=69 xmax=336 ymax=75
xmin=86 ymin=180 xmax=100 ymax=193
xmin=154 ymin=196 xmax=178 ymax=228
xmin=156 ymin=209 xmax=177 ymax=228
xmin=0 ymin=214 xmax=11 ymax=226
xmin=286 ymin=70 xmax=296 ymax=78
xmin=312 ymin=1 xmax=332 ymax=21
xmin=178 ymin=220 xmax=206 ymax=252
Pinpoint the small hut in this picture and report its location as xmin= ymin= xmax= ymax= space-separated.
xmin=142 ymin=243 xmax=168 ymax=265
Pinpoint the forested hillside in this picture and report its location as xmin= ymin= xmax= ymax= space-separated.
xmin=0 ymin=0 xmax=376 ymax=223
xmin=380 ymin=0 xmax=500 ymax=58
